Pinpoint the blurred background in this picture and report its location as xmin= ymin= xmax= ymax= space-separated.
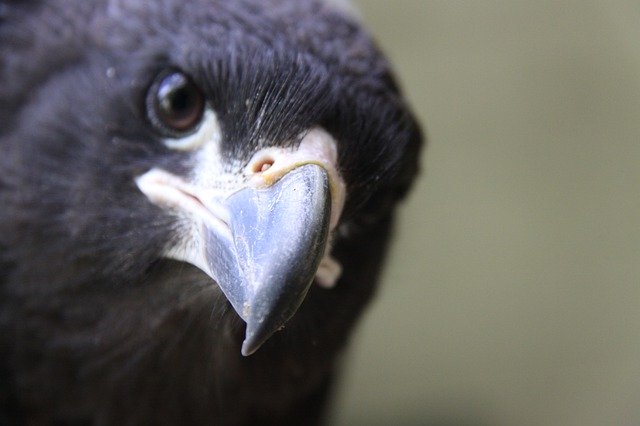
xmin=331 ymin=1 xmax=640 ymax=425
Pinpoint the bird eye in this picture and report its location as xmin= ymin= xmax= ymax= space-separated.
xmin=146 ymin=70 xmax=205 ymax=136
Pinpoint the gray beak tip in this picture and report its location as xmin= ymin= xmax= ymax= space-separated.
xmin=240 ymin=340 xmax=257 ymax=357
xmin=241 ymin=325 xmax=271 ymax=357
xmin=239 ymin=307 xmax=270 ymax=356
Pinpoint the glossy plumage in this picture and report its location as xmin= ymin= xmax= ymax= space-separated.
xmin=0 ymin=0 xmax=422 ymax=424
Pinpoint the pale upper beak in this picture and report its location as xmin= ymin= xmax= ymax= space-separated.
xmin=136 ymin=125 xmax=345 ymax=355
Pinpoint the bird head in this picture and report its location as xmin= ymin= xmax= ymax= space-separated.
xmin=0 ymin=0 xmax=422 ymax=356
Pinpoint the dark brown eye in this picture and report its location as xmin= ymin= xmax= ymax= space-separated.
xmin=147 ymin=70 xmax=205 ymax=136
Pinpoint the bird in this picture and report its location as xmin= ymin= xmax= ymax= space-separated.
xmin=0 ymin=0 xmax=423 ymax=424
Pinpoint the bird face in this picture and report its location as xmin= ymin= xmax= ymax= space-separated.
xmin=134 ymin=67 xmax=347 ymax=354
xmin=1 ymin=0 xmax=422 ymax=359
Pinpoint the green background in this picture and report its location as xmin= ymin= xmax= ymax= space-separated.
xmin=332 ymin=1 xmax=640 ymax=425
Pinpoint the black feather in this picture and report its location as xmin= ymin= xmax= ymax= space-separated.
xmin=0 ymin=0 xmax=423 ymax=424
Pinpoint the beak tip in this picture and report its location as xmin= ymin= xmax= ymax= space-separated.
xmin=240 ymin=342 xmax=256 ymax=357
xmin=240 ymin=320 xmax=278 ymax=356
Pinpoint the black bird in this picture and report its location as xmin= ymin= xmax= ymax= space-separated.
xmin=0 ymin=0 xmax=422 ymax=424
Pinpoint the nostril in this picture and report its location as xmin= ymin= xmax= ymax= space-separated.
xmin=252 ymin=157 xmax=274 ymax=174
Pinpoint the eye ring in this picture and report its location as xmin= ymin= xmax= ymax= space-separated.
xmin=146 ymin=69 xmax=205 ymax=137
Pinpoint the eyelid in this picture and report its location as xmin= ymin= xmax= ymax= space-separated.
xmin=162 ymin=108 xmax=220 ymax=151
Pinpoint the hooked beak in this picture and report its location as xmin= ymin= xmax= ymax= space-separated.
xmin=207 ymin=164 xmax=331 ymax=355
xmin=136 ymin=127 xmax=345 ymax=355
